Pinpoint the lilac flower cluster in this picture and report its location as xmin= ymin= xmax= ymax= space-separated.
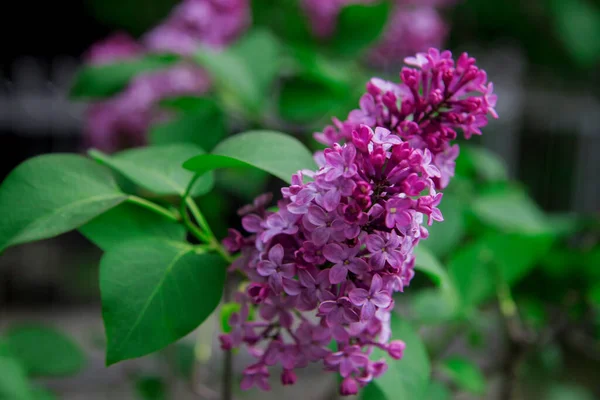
xmin=220 ymin=50 xmax=495 ymax=396
xmin=82 ymin=0 xmax=249 ymax=152
xmin=301 ymin=0 xmax=457 ymax=63
xmin=316 ymin=48 xmax=498 ymax=190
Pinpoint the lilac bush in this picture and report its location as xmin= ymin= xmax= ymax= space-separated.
xmin=220 ymin=49 xmax=497 ymax=395
xmin=83 ymin=0 xmax=250 ymax=152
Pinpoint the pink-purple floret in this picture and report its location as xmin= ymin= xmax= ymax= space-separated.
xmin=220 ymin=48 xmax=497 ymax=395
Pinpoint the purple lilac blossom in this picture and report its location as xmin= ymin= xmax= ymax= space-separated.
xmin=369 ymin=6 xmax=448 ymax=67
xmin=83 ymin=0 xmax=249 ymax=152
xmin=220 ymin=49 xmax=496 ymax=396
xmin=84 ymin=32 xmax=142 ymax=64
xmin=143 ymin=0 xmax=251 ymax=55
xmin=315 ymin=48 xmax=498 ymax=191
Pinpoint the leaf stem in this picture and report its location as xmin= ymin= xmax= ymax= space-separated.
xmin=127 ymin=195 xmax=180 ymax=222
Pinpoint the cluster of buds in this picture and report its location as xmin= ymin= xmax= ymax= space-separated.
xmin=220 ymin=49 xmax=497 ymax=395
xmin=82 ymin=0 xmax=250 ymax=153
xmin=316 ymin=48 xmax=497 ymax=189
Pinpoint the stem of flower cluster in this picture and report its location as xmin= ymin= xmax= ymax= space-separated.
xmin=127 ymin=195 xmax=180 ymax=222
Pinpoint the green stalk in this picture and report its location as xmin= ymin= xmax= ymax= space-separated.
xmin=127 ymin=195 xmax=180 ymax=222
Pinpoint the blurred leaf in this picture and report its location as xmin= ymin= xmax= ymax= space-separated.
xmin=425 ymin=381 xmax=451 ymax=400
xmin=414 ymin=246 xmax=448 ymax=286
xmin=588 ymin=283 xmax=600 ymax=308
xmin=70 ymin=54 xmax=178 ymax=98
xmin=101 ymin=239 xmax=227 ymax=364
xmin=331 ymin=1 xmax=391 ymax=55
xmin=80 ymin=203 xmax=186 ymax=252
xmin=448 ymin=233 xmax=554 ymax=308
xmin=216 ymin=168 xmax=269 ymax=201
xmin=518 ymin=298 xmax=547 ymax=331
xmin=231 ymin=29 xmax=281 ymax=95
xmin=193 ymin=30 xmax=280 ymax=116
xmin=460 ymin=146 xmax=508 ymax=182
xmin=172 ymin=342 xmax=195 ymax=379
xmin=0 ymin=154 xmax=127 ymax=253
xmin=251 ymin=0 xmax=313 ymax=44
xmin=472 ymin=188 xmax=550 ymax=234
xmin=413 ymin=247 xmax=459 ymax=322
xmin=546 ymin=383 xmax=596 ymax=400
xmin=412 ymin=289 xmax=457 ymax=324
xmin=424 ymin=194 xmax=466 ymax=259
xmin=151 ymin=96 xmax=227 ymax=152
xmin=89 ymin=144 xmax=214 ymax=197
xmin=279 ymin=76 xmax=346 ymax=122
xmin=440 ymin=357 xmax=486 ymax=395
xmin=363 ymin=315 xmax=431 ymax=399
xmin=0 ymin=356 xmax=34 ymax=400
xmin=288 ymin=46 xmax=354 ymax=90
xmin=550 ymin=0 xmax=600 ymax=68
xmin=537 ymin=343 xmax=563 ymax=374
xmin=183 ymin=130 xmax=317 ymax=184
xmin=5 ymin=326 xmax=85 ymax=377
xmin=135 ymin=376 xmax=166 ymax=400
xmin=194 ymin=47 xmax=260 ymax=115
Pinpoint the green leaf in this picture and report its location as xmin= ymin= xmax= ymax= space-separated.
xmin=79 ymin=203 xmax=186 ymax=252
xmin=460 ymin=146 xmax=508 ymax=182
xmin=135 ymin=376 xmax=166 ymax=400
xmin=5 ymin=326 xmax=85 ymax=377
xmin=193 ymin=30 xmax=281 ymax=115
xmin=89 ymin=144 xmax=214 ymax=197
xmin=471 ymin=189 xmax=550 ymax=234
xmin=448 ymin=233 xmax=554 ymax=308
xmin=423 ymin=194 xmax=466 ymax=259
xmin=440 ymin=357 xmax=486 ymax=395
xmin=278 ymin=76 xmax=346 ymax=122
xmin=193 ymin=47 xmax=260 ymax=115
xmin=288 ymin=46 xmax=354 ymax=91
xmin=183 ymin=130 xmax=317 ymax=184
xmin=70 ymin=54 xmax=178 ymax=98
xmin=364 ymin=315 xmax=431 ymax=399
xmin=171 ymin=342 xmax=195 ymax=378
xmin=425 ymin=381 xmax=451 ymax=400
xmin=220 ymin=303 xmax=241 ymax=334
xmin=411 ymin=289 xmax=457 ymax=325
xmin=231 ymin=29 xmax=280 ymax=96
xmin=546 ymin=384 xmax=596 ymax=400
xmin=550 ymin=0 xmax=600 ymax=68
xmin=251 ymin=0 xmax=314 ymax=44
xmin=331 ymin=1 xmax=391 ymax=55
xmin=0 ymin=154 xmax=127 ymax=253
xmin=413 ymin=247 xmax=459 ymax=323
xmin=100 ymin=239 xmax=227 ymax=364
xmin=151 ymin=96 xmax=226 ymax=152
xmin=0 ymin=356 xmax=34 ymax=400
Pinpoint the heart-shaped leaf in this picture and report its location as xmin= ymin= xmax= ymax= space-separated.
xmin=100 ymin=239 xmax=227 ymax=364
xmin=0 ymin=154 xmax=127 ymax=253
xmin=89 ymin=144 xmax=214 ymax=197
xmin=80 ymin=203 xmax=186 ymax=252
xmin=5 ymin=326 xmax=86 ymax=377
xmin=70 ymin=54 xmax=178 ymax=98
xmin=0 ymin=356 xmax=34 ymax=400
xmin=361 ymin=315 xmax=431 ymax=399
xmin=183 ymin=130 xmax=316 ymax=184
